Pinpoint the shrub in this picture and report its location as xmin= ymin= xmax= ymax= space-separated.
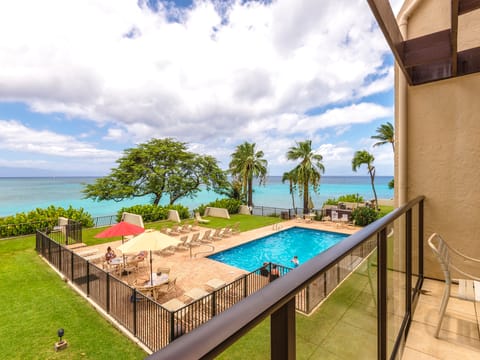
xmin=0 ymin=206 xmax=94 ymax=238
xmin=351 ymin=206 xmax=378 ymax=226
xmin=323 ymin=194 xmax=365 ymax=206
xmin=116 ymin=204 xmax=190 ymax=222
xmin=195 ymin=198 xmax=242 ymax=216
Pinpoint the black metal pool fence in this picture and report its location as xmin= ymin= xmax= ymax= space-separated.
xmin=35 ymin=227 xmax=368 ymax=353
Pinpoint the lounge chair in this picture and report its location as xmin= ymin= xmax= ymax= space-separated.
xmin=176 ymin=235 xmax=190 ymax=251
xmin=211 ymin=228 xmax=223 ymax=241
xmin=199 ymin=230 xmax=213 ymax=243
xmin=195 ymin=212 xmax=210 ymax=224
xmin=189 ymin=233 xmax=202 ymax=246
xmin=191 ymin=220 xmax=200 ymax=231
xmin=179 ymin=224 xmax=191 ymax=233
xmin=428 ymin=233 xmax=480 ymax=338
xmin=231 ymin=222 xmax=241 ymax=234
xmin=170 ymin=225 xmax=181 ymax=236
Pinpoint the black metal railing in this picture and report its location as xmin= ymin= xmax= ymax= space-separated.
xmin=147 ymin=196 xmax=425 ymax=360
xmin=37 ymin=235 xmax=332 ymax=352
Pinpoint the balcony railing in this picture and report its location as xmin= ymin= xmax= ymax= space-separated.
xmin=147 ymin=196 xmax=425 ymax=360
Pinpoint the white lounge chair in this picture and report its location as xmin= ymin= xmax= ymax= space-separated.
xmin=195 ymin=212 xmax=210 ymax=224
xmin=428 ymin=233 xmax=480 ymax=338
xmin=199 ymin=230 xmax=213 ymax=243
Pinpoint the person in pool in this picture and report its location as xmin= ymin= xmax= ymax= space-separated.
xmin=291 ymin=255 xmax=299 ymax=267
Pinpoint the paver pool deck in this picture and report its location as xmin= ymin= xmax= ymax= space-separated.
xmin=76 ymin=219 xmax=359 ymax=305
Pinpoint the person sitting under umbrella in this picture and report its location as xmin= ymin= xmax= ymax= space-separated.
xmin=105 ymin=246 xmax=116 ymax=263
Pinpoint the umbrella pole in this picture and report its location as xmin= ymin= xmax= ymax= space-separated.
xmin=150 ymin=250 xmax=153 ymax=286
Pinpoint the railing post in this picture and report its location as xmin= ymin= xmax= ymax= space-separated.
xmin=418 ymin=200 xmax=424 ymax=278
xmin=377 ymin=227 xmax=387 ymax=360
xmin=271 ymin=297 xmax=296 ymax=360
xmin=86 ymin=261 xmax=90 ymax=297
xmin=405 ymin=209 xmax=412 ymax=320
xmin=106 ymin=273 xmax=110 ymax=313
xmin=71 ymin=251 xmax=74 ymax=281
xmin=132 ymin=289 xmax=137 ymax=336
xmin=169 ymin=311 xmax=176 ymax=342
xmin=212 ymin=290 xmax=217 ymax=317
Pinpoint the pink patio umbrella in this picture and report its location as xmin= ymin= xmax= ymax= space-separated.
xmin=95 ymin=221 xmax=145 ymax=243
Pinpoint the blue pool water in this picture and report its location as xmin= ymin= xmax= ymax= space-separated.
xmin=208 ymin=227 xmax=348 ymax=272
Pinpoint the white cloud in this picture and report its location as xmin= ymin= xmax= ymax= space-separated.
xmin=0 ymin=120 xmax=119 ymax=160
xmin=0 ymin=0 xmax=396 ymax=175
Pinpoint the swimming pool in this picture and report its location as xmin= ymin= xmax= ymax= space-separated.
xmin=208 ymin=227 xmax=348 ymax=272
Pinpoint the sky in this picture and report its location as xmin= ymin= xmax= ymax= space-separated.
xmin=0 ymin=0 xmax=403 ymax=177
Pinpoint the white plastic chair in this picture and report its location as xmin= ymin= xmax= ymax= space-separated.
xmin=427 ymin=233 xmax=480 ymax=338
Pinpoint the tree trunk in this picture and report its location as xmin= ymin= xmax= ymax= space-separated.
xmin=290 ymin=182 xmax=296 ymax=214
xmin=247 ymin=177 xmax=253 ymax=207
xmin=303 ymin=181 xmax=309 ymax=214
xmin=153 ymin=194 xmax=161 ymax=206
xmin=369 ymin=169 xmax=379 ymax=210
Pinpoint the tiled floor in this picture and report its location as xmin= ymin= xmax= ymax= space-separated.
xmin=403 ymin=279 xmax=480 ymax=359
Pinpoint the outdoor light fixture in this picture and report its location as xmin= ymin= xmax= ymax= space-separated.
xmin=54 ymin=328 xmax=68 ymax=352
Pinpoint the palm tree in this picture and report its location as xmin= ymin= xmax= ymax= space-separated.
xmin=229 ymin=142 xmax=268 ymax=207
xmin=371 ymin=121 xmax=395 ymax=152
xmin=281 ymin=169 xmax=298 ymax=213
xmin=352 ymin=150 xmax=378 ymax=210
xmin=286 ymin=140 xmax=325 ymax=214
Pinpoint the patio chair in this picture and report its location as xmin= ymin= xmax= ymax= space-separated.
xmin=427 ymin=233 xmax=480 ymax=338
xmin=176 ymin=235 xmax=190 ymax=251
xmin=211 ymin=228 xmax=223 ymax=241
xmin=199 ymin=230 xmax=213 ymax=243
xmin=188 ymin=232 xmax=202 ymax=247
xmin=195 ymin=212 xmax=210 ymax=224
xmin=231 ymin=222 xmax=241 ymax=234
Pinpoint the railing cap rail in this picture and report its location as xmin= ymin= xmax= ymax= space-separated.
xmin=147 ymin=196 xmax=424 ymax=360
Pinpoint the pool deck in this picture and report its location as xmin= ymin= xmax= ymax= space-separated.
xmin=77 ymin=219 xmax=359 ymax=305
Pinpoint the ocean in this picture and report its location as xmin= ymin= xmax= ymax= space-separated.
xmin=0 ymin=176 xmax=393 ymax=218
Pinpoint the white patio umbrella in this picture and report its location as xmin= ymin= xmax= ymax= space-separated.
xmin=117 ymin=229 xmax=181 ymax=285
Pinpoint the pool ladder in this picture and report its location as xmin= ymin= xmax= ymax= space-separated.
xmin=192 ymin=244 xmax=215 ymax=258
xmin=272 ymin=223 xmax=282 ymax=230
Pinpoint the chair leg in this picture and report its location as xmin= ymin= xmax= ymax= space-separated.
xmin=435 ymin=282 xmax=451 ymax=338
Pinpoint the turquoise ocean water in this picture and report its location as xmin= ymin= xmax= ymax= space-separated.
xmin=0 ymin=176 xmax=393 ymax=218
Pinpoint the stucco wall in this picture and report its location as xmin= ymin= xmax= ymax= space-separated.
xmin=396 ymin=1 xmax=480 ymax=278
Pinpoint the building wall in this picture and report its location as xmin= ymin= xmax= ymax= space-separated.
xmin=395 ymin=0 xmax=480 ymax=278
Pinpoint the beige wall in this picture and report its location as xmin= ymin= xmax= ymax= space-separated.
xmin=396 ymin=1 xmax=480 ymax=278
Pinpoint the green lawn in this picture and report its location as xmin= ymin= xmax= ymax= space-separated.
xmin=0 ymin=213 xmax=386 ymax=359
xmin=218 ymin=256 xmax=378 ymax=360
xmin=0 ymin=236 xmax=147 ymax=359
xmin=82 ymin=214 xmax=283 ymax=246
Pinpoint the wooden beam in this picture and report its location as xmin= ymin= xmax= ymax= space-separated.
xmin=366 ymin=0 xmax=412 ymax=84
xmin=459 ymin=0 xmax=480 ymax=15
xmin=451 ymin=0 xmax=459 ymax=76
xmin=403 ymin=30 xmax=451 ymax=67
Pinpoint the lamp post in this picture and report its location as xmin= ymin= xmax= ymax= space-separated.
xmin=54 ymin=328 xmax=68 ymax=351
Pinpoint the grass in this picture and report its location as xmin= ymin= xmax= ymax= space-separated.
xmin=217 ymin=257 xmax=378 ymax=360
xmin=0 ymin=212 xmax=390 ymax=358
xmin=0 ymin=235 xmax=147 ymax=359
xmin=81 ymin=214 xmax=283 ymax=246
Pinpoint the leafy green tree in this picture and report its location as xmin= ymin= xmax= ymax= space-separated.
xmin=352 ymin=150 xmax=378 ymax=210
xmin=282 ymin=169 xmax=298 ymax=213
xmin=216 ymin=179 xmax=246 ymax=203
xmin=388 ymin=178 xmax=394 ymax=189
xmin=371 ymin=121 xmax=395 ymax=151
xmin=83 ymin=138 xmax=228 ymax=206
xmin=286 ymin=140 xmax=325 ymax=214
xmin=228 ymin=142 xmax=268 ymax=207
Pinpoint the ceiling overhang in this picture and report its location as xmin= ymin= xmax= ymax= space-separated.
xmin=367 ymin=0 xmax=480 ymax=85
